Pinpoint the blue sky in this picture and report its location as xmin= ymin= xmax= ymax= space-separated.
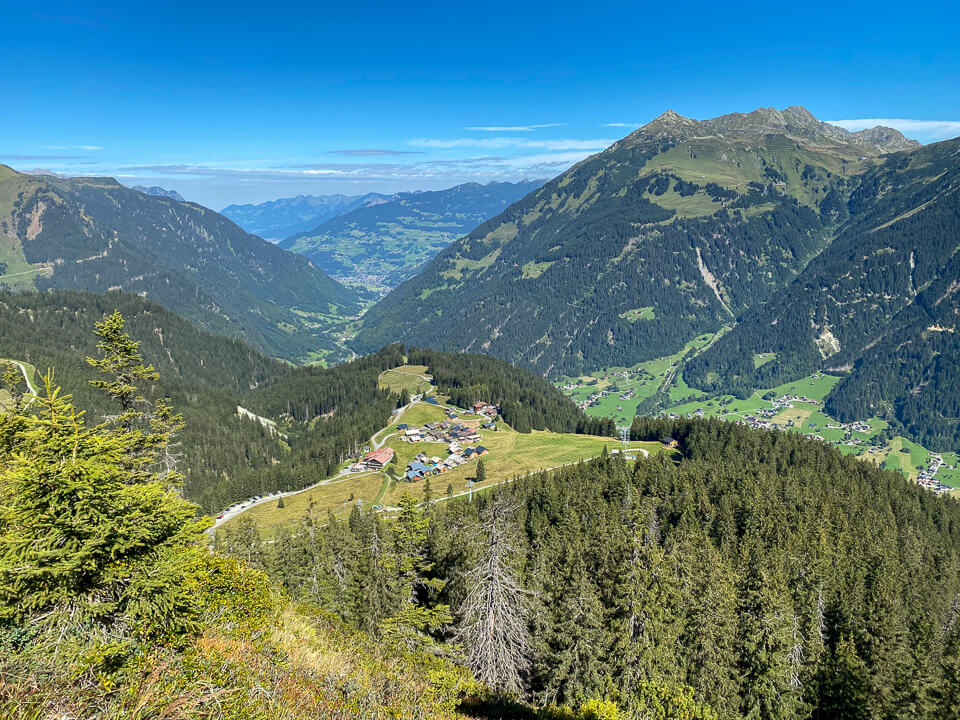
xmin=2 ymin=0 xmax=958 ymax=208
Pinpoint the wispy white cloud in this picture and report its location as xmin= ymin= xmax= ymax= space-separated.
xmin=490 ymin=151 xmax=596 ymax=172
xmin=601 ymin=122 xmax=642 ymax=128
xmin=115 ymin=148 xmax=595 ymax=184
xmin=0 ymin=153 xmax=84 ymax=160
xmin=826 ymin=118 xmax=960 ymax=142
xmin=326 ymin=148 xmax=424 ymax=156
xmin=41 ymin=144 xmax=104 ymax=151
xmin=465 ymin=123 xmax=563 ymax=132
xmin=112 ymin=150 xmax=594 ymax=204
xmin=409 ymin=137 xmax=613 ymax=151
xmin=117 ymin=164 xmax=353 ymax=178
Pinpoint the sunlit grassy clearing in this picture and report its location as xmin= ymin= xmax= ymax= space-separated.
xmin=225 ymin=425 xmax=664 ymax=534
xmin=378 ymin=365 xmax=432 ymax=395
xmin=221 ymin=472 xmax=386 ymax=533
xmin=753 ymin=352 xmax=776 ymax=369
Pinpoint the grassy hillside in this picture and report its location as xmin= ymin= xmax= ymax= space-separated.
xmin=4 ymin=589 xmax=475 ymax=719
xmin=379 ymin=364 xmax=433 ymax=394
xmin=223 ymin=389 xmax=658 ymax=535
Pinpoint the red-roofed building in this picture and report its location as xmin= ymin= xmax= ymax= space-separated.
xmin=362 ymin=447 xmax=395 ymax=469
xmin=473 ymin=401 xmax=498 ymax=415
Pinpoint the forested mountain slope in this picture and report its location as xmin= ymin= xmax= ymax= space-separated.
xmin=230 ymin=416 xmax=960 ymax=719
xmin=0 ymin=291 xmax=597 ymax=513
xmin=280 ymin=180 xmax=544 ymax=290
xmin=0 ymin=347 xmax=477 ymax=720
xmin=0 ymin=291 xmax=296 ymax=512
xmin=0 ymin=335 xmax=683 ymax=720
xmin=0 ymin=165 xmax=361 ymax=361
xmin=222 ymin=191 xmax=387 ymax=240
xmin=354 ymin=106 xmax=917 ymax=374
xmin=685 ymin=137 xmax=960 ymax=449
xmin=0 ymin=290 xmax=404 ymax=512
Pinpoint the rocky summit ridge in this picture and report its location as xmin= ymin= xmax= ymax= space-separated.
xmin=635 ymin=105 xmax=920 ymax=154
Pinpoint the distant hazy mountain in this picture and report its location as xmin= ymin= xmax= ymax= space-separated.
xmin=279 ymin=180 xmax=546 ymax=290
xmin=222 ymin=192 xmax=387 ymax=240
xmin=0 ymin=164 xmax=362 ymax=361
xmin=132 ymin=185 xmax=185 ymax=202
xmin=354 ymin=106 xmax=920 ymax=374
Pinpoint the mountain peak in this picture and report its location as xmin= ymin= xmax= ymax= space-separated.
xmin=782 ymin=105 xmax=818 ymax=125
xmin=656 ymin=109 xmax=684 ymax=121
xmin=640 ymin=109 xmax=699 ymax=136
xmin=132 ymin=185 xmax=186 ymax=202
xmin=851 ymin=125 xmax=920 ymax=152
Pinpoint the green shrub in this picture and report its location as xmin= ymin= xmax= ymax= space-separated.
xmin=578 ymin=698 xmax=624 ymax=720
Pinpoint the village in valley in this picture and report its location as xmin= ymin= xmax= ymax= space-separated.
xmin=558 ymin=336 xmax=960 ymax=497
xmin=355 ymin=400 xmax=498 ymax=481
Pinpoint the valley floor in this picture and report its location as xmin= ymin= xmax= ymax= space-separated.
xmin=560 ymin=334 xmax=960 ymax=496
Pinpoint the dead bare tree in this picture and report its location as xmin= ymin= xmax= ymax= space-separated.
xmin=455 ymin=496 xmax=531 ymax=694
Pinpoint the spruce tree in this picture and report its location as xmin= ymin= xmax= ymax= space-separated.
xmin=149 ymin=397 xmax=185 ymax=487
xmin=813 ymin=634 xmax=870 ymax=720
xmin=735 ymin=540 xmax=800 ymax=720
xmin=937 ymin=617 xmax=960 ymax=718
xmin=861 ymin=555 xmax=909 ymax=718
xmin=86 ymin=310 xmax=170 ymax=485
xmin=612 ymin=495 xmax=683 ymax=695
xmin=381 ymin=493 xmax=451 ymax=650
xmin=86 ymin=310 xmax=159 ymax=427
xmin=476 ymin=458 xmax=487 ymax=483
xmin=0 ymin=373 xmax=208 ymax=640
xmin=541 ymin=553 xmax=606 ymax=703
xmin=219 ymin=515 xmax=266 ymax=570
xmin=674 ymin=528 xmax=739 ymax=714
xmin=352 ymin=510 xmax=395 ymax=633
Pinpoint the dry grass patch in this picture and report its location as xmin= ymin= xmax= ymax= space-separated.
xmin=771 ymin=407 xmax=814 ymax=427
xmin=220 ymin=472 xmax=386 ymax=534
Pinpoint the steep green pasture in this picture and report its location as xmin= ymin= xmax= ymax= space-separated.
xmin=378 ymin=365 xmax=432 ymax=395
